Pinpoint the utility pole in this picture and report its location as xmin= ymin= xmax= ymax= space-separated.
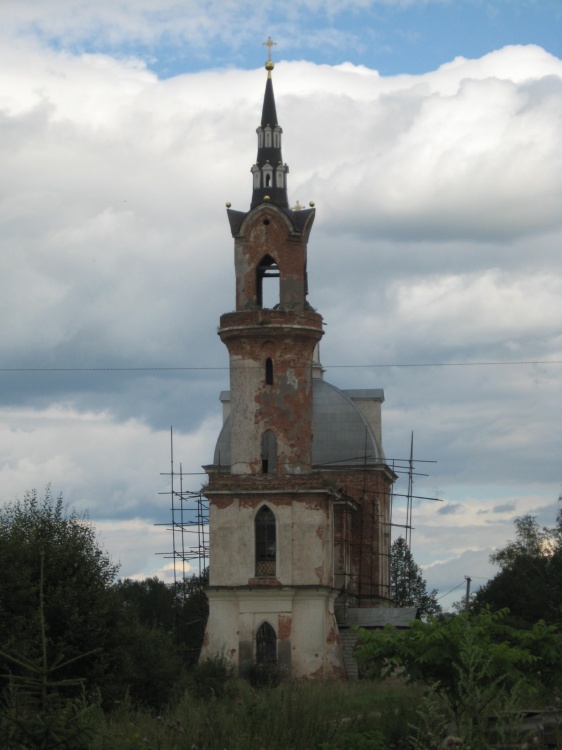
xmin=464 ymin=576 xmax=472 ymax=613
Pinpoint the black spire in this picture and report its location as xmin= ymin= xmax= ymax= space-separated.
xmin=261 ymin=75 xmax=278 ymax=128
xmin=250 ymin=55 xmax=289 ymax=209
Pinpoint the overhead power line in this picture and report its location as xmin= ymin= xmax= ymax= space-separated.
xmin=0 ymin=359 xmax=561 ymax=373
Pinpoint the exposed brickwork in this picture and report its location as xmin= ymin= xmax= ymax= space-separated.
xmin=326 ymin=468 xmax=393 ymax=603
xmin=233 ymin=206 xmax=314 ymax=313
xmin=219 ymin=311 xmax=322 ymax=474
xmin=237 ymin=495 xmax=293 ymax=509
xmin=211 ymin=497 xmax=236 ymax=510
xmin=278 ymin=614 xmax=292 ymax=640
xmin=202 ymin=80 xmax=395 ymax=680
xmin=326 ymin=625 xmax=340 ymax=645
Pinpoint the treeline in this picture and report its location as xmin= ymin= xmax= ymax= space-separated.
xmin=0 ymin=488 xmax=208 ymax=711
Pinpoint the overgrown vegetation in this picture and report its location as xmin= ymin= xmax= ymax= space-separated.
xmin=90 ymin=680 xmax=424 ymax=750
xmin=2 ymin=491 xmax=562 ymax=748
xmin=0 ymin=489 xmax=208 ymax=713
xmin=356 ymin=608 xmax=562 ymax=744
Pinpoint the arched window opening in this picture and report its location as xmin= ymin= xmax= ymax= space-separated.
xmin=256 ymin=622 xmax=277 ymax=665
xmin=255 ymin=506 xmax=276 ymax=576
xmin=260 ymin=430 xmax=277 ymax=475
xmin=265 ymin=173 xmax=271 ymax=187
xmin=256 ymin=254 xmax=280 ymax=309
xmin=265 ymin=358 xmax=273 ymax=386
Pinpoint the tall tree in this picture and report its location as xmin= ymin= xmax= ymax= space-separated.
xmin=473 ymin=511 xmax=562 ymax=627
xmin=114 ymin=571 xmax=208 ymax=664
xmin=0 ymin=488 xmax=120 ymax=691
xmin=391 ymin=536 xmax=441 ymax=617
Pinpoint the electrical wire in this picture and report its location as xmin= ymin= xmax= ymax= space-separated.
xmin=435 ymin=581 xmax=466 ymax=601
xmin=1 ymin=359 xmax=560 ymax=373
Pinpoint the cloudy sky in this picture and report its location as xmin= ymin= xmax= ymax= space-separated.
xmin=1 ymin=0 xmax=561 ymax=609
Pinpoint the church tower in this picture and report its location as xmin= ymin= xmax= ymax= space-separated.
xmin=202 ymin=48 xmax=396 ymax=679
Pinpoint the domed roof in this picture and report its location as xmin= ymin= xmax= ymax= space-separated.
xmin=213 ymin=378 xmax=384 ymax=468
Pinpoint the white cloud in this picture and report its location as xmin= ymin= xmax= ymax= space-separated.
xmin=0 ymin=37 xmax=560 ymax=591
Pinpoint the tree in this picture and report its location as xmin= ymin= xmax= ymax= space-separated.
xmin=472 ymin=511 xmax=562 ymax=628
xmin=391 ymin=536 xmax=441 ymax=617
xmin=108 ymin=572 xmax=209 ymax=707
xmin=114 ymin=570 xmax=208 ymax=664
xmin=355 ymin=609 xmax=562 ymax=744
xmin=0 ymin=488 xmax=120 ymax=692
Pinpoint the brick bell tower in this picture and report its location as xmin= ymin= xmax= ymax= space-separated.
xmin=202 ymin=46 xmax=396 ymax=679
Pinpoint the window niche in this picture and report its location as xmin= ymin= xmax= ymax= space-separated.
xmin=255 ymin=505 xmax=276 ymax=577
xmin=265 ymin=358 xmax=273 ymax=386
xmin=260 ymin=430 xmax=277 ymax=474
xmin=256 ymin=254 xmax=280 ymax=309
xmin=256 ymin=621 xmax=277 ymax=665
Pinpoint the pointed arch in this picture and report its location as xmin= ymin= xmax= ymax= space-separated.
xmin=256 ymin=621 xmax=277 ymax=665
xmin=255 ymin=505 xmax=276 ymax=576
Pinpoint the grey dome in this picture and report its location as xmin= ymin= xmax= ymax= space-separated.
xmin=213 ymin=379 xmax=383 ymax=468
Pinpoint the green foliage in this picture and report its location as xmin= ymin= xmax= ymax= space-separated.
xmin=408 ymin=687 xmax=449 ymax=750
xmin=242 ymin=661 xmax=281 ymax=689
xmin=0 ymin=693 xmax=100 ymax=750
xmin=320 ymin=729 xmax=386 ymax=750
xmin=89 ymin=681 xmax=426 ymax=750
xmin=105 ymin=619 xmax=183 ymax=710
xmin=173 ymin=570 xmax=209 ymax=664
xmin=0 ymin=488 xmax=212 ymax=711
xmin=391 ymin=536 xmax=442 ymax=618
xmin=188 ymin=654 xmax=236 ymax=700
xmin=0 ymin=488 xmax=120 ymax=696
xmin=113 ymin=571 xmax=208 ymax=666
xmin=355 ymin=607 xmax=562 ymax=742
xmin=0 ymin=550 xmax=100 ymax=749
xmin=108 ymin=572 xmax=209 ymax=708
xmin=473 ymin=511 xmax=562 ymax=628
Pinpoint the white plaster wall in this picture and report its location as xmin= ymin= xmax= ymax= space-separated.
xmin=208 ymin=499 xmax=249 ymax=585
xmin=209 ymin=497 xmax=333 ymax=587
xmin=290 ymin=589 xmax=343 ymax=678
xmin=203 ymin=588 xmax=345 ymax=679
xmin=202 ymin=590 xmax=240 ymax=662
xmin=291 ymin=501 xmax=333 ymax=586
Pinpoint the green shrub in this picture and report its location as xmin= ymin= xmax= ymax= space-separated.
xmin=321 ymin=729 xmax=386 ymax=750
xmin=188 ymin=654 xmax=236 ymax=700
xmin=242 ymin=662 xmax=281 ymax=689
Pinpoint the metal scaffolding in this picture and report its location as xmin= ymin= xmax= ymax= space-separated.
xmin=156 ymin=428 xmax=209 ymax=586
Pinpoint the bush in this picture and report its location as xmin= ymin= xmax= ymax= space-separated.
xmin=242 ymin=662 xmax=281 ymax=689
xmin=188 ymin=654 xmax=236 ymax=700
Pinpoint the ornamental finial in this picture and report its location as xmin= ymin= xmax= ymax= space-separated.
xmin=263 ymin=36 xmax=277 ymax=77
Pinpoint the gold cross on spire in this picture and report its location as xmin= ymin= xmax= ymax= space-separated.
xmin=263 ymin=36 xmax=277 ymax=63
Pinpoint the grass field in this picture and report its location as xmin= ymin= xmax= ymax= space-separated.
xmin=91 ymin=679 xmax=425 ymax=750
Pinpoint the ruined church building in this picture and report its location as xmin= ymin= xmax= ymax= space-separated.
xmin=201 ymin=48 xmax=402 ymax=679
